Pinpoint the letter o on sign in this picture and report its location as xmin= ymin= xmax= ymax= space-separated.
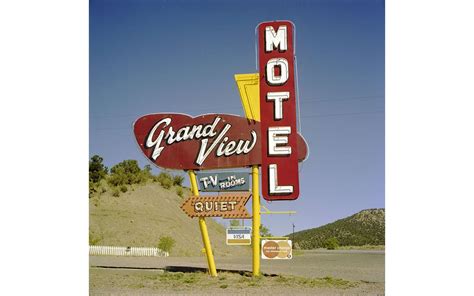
xmin=266 ymin=58 xmax=289 ymax=85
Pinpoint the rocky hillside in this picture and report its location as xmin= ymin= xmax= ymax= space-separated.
xmin=290 ymin=209 xmax=385 ymax=249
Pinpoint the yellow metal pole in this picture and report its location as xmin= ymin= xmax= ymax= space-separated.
xmin=251 ymin=165 xmax=261 ymax=276
xmin=188 ymin=170 xmax=217 ymax=277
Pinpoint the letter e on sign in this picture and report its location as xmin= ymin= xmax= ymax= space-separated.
xmin=258 ymin=21 xmax=299 ymax=200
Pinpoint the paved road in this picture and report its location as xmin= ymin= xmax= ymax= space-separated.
xmin=90 ymin=249 xmax=384 ymax=283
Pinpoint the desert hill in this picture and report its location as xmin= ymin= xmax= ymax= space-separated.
xmin=289 ymin=208 xmax=385 ymax=249
xmin=89 ymin=181 xmax=250 ymax=257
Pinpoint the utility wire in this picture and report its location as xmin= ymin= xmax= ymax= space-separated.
xmin=92 ymin=110 xmax=384 ymax=131
xmin=90 ymin=95 xmax=384 ymax=119
xmin=301 ymin=110 xmax=384 ymax=118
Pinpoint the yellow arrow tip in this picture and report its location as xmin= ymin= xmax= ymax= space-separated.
xmin=234 ymin=73 xmax=260 ymax=121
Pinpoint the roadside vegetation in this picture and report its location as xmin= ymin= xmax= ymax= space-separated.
xmin=89 ymin=154 xmax=186 ymax=198
xmin=323 ymin=237 xmax=339 ymax=250
xmin=158 ymin=236 xmax=176 ymax=254
xmin=260 ymin=224 xmax=272 ymax=237
xmin=89 ymin=154 xmax=250 ymax=257
xmin=90 ymin=269 xmax=359 ymax=293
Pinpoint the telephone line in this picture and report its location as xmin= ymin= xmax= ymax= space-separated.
xmin=92 ymin=110 xmax=384 ymax=131
xmin=90 ymin=95 xmax=384 ymax=119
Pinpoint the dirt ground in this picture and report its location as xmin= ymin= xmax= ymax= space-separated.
xmin=90 ymin=250 xmax=384 ymax=295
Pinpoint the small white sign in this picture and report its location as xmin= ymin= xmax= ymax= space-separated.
xmin=226 ymin=226 xmax=252 ymax=245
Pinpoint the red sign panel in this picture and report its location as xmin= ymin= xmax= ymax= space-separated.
xmin=258 ymin=21 xmax=300 ymax=200
xmin=133 ymin=113 xmax=308 ymax=170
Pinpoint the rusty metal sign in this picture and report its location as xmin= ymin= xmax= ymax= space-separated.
xmin=133 ymin=113 xmax=308 ymax=170
xmin=180 ymin=192 xmax=252 ymax=219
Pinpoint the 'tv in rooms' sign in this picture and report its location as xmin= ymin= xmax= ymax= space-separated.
xmin=197 ymin=172 xmax=249 ymax=192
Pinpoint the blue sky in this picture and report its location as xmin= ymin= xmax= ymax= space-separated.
xmin=90 ymin=0 xmax=384 ymax=236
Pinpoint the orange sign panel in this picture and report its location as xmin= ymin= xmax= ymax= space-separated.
xmin=180 ymin=192 xmax=252 ymax=219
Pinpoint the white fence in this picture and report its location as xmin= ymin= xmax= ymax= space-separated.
xmin=89 ymin=245 xmax=169 ymax=257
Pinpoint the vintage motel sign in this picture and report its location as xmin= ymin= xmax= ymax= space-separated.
xmin=197 ymin=172 xmax=249 ymax=192
xmin=180 ymin=192 xmax=251 ymax=219
xmin=133 ymin=20 xmax=306 ymax=278
xmin=261 ymin=239 xmax=293 ymax=259
xmin=258 ymin=21 xmax=300 ymax=201
xmin=133 ymin=113 xmax=308 ymax=170
xmin=226 ymin=227 xmax=252 ymax=245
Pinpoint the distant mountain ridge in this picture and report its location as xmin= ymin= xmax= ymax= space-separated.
xmin=289 ymin=208 xmax=385 ymax=249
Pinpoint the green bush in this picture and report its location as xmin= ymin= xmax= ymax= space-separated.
xmin=112 ymin=188 xmax=120 ymax=197
xmin=141 ymin=164 xmax=153 ymax=180
xmin=176 ymin=186 xmax=184 ymax=197
xmin=89 ymin=155 xmax=108 ymax=183
xmin=89 ymin=181 xmax=96 ymax=198
xmin=230 ymin=220 xmax=241 ymax=227
xmin=89 ymin=232 xmax=102 ymax=245
xmin=173 ymin=175 xmax=185 ymax=186
xmin=260 ymin=224 xmax=272 ymax=237
xmin=120 ymin=185 xmax=128 ymax=193
xmin=108 ymin=159 xmax=148 ymax=186
xmin=324 ymin=237 xmax=339 ymax=250
xmin=161 ymin=178 xmax=173 ymax=189
xmin=156 ymin=171 xmax=172 ymax=183
xmin=156 ymin=171 xmax=173 ymax=189
xmin=158 ymin=236 xmax=176 ymax=253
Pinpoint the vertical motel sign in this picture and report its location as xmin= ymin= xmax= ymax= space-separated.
xmin=259 ymin=21 xmax=300 ymax=200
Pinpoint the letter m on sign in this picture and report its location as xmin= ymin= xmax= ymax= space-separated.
xmin=258 ymin=21 xmax=300 ymax=201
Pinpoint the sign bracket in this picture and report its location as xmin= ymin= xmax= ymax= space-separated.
xmin=261 ymin=236 xmax=289 ymax=240
xmin=260 ymin=204 xmax=296 ymax=215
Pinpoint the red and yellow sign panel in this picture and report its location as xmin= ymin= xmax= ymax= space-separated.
xmin=258 ymin=21 xmax=300 ymax=201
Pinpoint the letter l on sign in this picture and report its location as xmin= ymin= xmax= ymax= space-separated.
xmin=258 ymin=21 xmax=300 ymax=201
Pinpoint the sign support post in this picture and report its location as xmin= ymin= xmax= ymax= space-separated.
xmin=251 ymin=165 xmax=261 ymax=276
xmin=188 ymin=170 xmax=217 ymax=277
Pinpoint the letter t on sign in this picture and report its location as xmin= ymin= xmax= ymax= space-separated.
xmin=258 ymin=21 xmax=300 ymax=201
